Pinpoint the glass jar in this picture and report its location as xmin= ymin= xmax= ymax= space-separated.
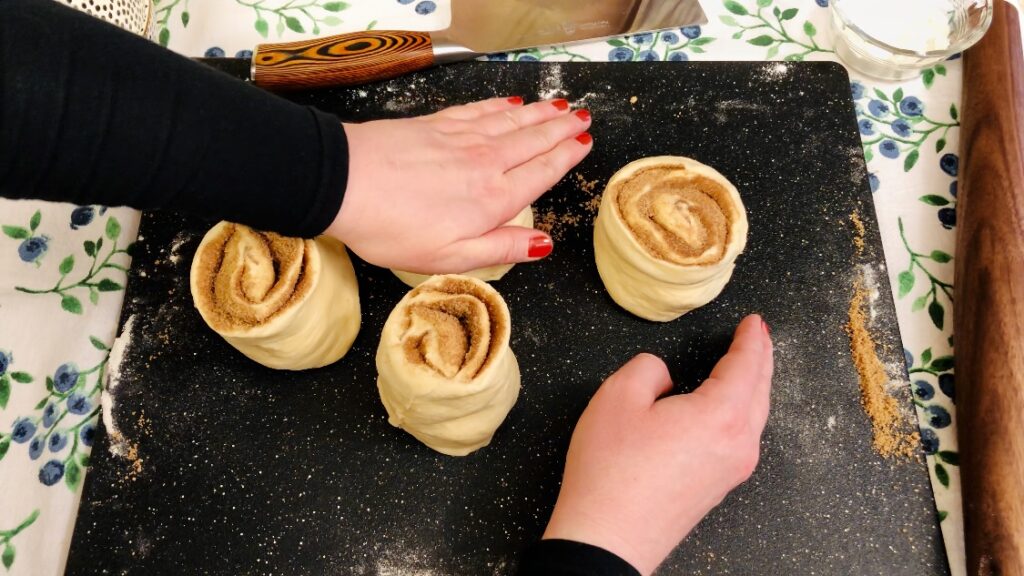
xmin=831 ymin=0 xmax=994 ymax=81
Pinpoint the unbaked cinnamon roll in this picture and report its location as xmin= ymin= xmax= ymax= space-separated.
xmin=190 ymin=222 xmax=361 ymax=370
xmin=376 ymin=275 xmax=520 ymax=456
xmin=593 ymin=156 xmax=748 ymax=322
xmin=391 ymin=206 xmax=534 ymax=287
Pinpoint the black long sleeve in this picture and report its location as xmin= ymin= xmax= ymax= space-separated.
xmin=518 ymin=540 xmax=641 ymax=576
xmin=0 ymin=0 xmax=348 ymax=238
xmin=3 ymin=4 xmax=641 ymax=573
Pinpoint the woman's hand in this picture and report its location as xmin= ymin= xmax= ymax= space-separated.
xmin=543 ymin=315 xmax=774 ymax=576
xmin=326 ymin=96 xmax=593 ymax=273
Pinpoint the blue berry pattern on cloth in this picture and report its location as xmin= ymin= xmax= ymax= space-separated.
xmin=69 ymin=207 xmax=95 ymax=230
xmin=0 ymin=339 xmax=109 ymax=492
xmin=3 ymin=210 xmax=48 ymax=266
xmin=602 ymin=27 xmax=715 ymax=63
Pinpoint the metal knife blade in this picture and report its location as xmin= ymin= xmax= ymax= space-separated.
xmin=245 ymin=0 xmax=706 ymax=90
xmin=440 ymin=0 xmax=707 ymax=54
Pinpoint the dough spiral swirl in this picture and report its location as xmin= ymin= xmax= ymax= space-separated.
xmin=594 ymin=156 xmax=748 ymax=322
xmin=190 ymin=222 xmax=361 ymax=370
xmin=376 ymin=275 xmax=520 ymax=456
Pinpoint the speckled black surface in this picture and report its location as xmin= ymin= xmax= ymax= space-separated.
xmin=67 ymin=62 xmax=948 ymax=576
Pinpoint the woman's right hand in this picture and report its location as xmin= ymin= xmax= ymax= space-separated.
xmin=542 ymin=315 xmax=774 ymax=576
xmin=325 ymin=97 xmax=593 ymax=274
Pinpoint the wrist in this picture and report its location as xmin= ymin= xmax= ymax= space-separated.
xmin=324 ymin=122 xmax=358 ymax=242
xmin=543 ymin=504 xmax=655 ymax=576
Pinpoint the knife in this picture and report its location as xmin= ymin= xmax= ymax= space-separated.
xmin=224 ymin=0 xmax=707 ymax=90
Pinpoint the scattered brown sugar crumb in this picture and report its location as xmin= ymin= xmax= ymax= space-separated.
xmin=850 ymin=211 xmax=866 ymax=256
xmin=583 ymin=194 xmax=602 ymax=215
xmin=108 ymin=429 xmax=144 ymax=483
xmin=136 ymin=410 xmax=152 ymax=435
xmin=534 ymin=210 xmax=584 ymax=242
xmin=845 ymin=279 xmax=919 ymax=459
xmin=629 ymin=95 xmax=639 ymax=105
xmin=535 ymin=210 xmax=557 ymax=236
xmin=123 ymin=442 xmax=143 ymax=482
xmin=575 ymin=172 xmax=600 ymax=194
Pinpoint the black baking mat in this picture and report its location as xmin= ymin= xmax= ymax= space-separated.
xmin=66 ymin=62 xmax=948 ymax=575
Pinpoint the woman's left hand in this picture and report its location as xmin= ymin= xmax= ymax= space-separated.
xmin=326 ymin=96 xmax=593 ymax=273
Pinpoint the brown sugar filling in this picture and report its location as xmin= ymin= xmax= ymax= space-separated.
xmin=194 ymin=223 xmax=316 ymax=332
xmin=614 ymin=166 xmax=735 ymax=266
xmin=399 ymin=277 xmax=508 ymax=380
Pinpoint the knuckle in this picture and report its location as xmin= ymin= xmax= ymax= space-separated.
xmin=464 ymin=143 xmax=500 ymax=169
xmin=499 ymin=238 xmax=520 ymax=264
xmin=535 ymin=126 xmax=559 ymax=150
xmin=535 ymin=153 xmax=560 ymax=183
xmin=731 ymin=443 xmax=761 ymax=481
xmin=436 ymin=118 xmax=464 ymax=133
xmin=502 ymin=110 xmax=523 ymax=131
xmin=709 ymin=403 xmax=749 ymax=439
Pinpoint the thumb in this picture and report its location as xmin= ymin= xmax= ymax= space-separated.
xmin=438 ymin=226 xmax=553 ymax=272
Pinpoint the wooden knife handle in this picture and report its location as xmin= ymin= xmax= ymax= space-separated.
xmin=252 ymin=30 xmax=435 ymax=90
xmin=957 ymin=1 xmax=1024 ymax=574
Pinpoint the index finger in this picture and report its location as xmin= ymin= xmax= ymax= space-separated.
xmin=501 ymin=133 xmax=593 ymax=212
xmin=426 ymin=96 xmax=524 ymax=121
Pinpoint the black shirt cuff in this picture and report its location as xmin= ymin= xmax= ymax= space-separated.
xmin=518 ymin=539 xmax=641 ymax=576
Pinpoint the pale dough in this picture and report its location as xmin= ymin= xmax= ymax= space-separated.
xmin=190 ymin=222 xmax=361 ymax=370
xmin=376 ymin=275 xmax=521 ymax=456
xmin=391 ymin=206 xmax=535 ymax=288
xmin=593 ymin=156 xmax=748 ymax=322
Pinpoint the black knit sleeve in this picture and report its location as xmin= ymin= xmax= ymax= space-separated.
xmin=518 ymin=540 xmax=642 ymax=576
xmin=0 ymin=0 xmax=348 ymax=238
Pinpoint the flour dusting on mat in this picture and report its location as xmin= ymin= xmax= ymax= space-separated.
xmin=102 ymin=314 xmax=136 ymax=437
xmin=167 ymin=232 xmax=193 ymax=265
xmin=859 ymin=263 xmax=883 ymax=323
xmin=538 ymin=65 xmax=565 ymax=100
xmin=759 ymin=62 xmax=791 ymax=80
xmin=374 ymin=541 xmax=439 ymax=576
xmin=102 ymin=314 xmax=145 ymax=481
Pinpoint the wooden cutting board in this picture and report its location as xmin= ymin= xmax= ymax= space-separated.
xmin=66 ymin=62 xmax=948 ymax=575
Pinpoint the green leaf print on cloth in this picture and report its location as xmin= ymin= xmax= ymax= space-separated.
xmin=719 ymin=0 xmax=832 ymax=61
xmin=235 ymin=0 xmax=351 ymax=38
xmin=897 ymin=218 xmax=953 ymax=330
xmin=14 ymin=216 xmax=131 ymax=315
xmin=0 ymin=510 xmax=40 ymax=571
xmin=154 ymin=0 xmax=191 ymax=47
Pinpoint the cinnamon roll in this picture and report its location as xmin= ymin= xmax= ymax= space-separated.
xmin=190 ymin=222 xmax=361 ymax=370
xmin=376 ymin=275 xmax=520 ymax=456
xmin=594 ymin=157 xmax=748 ymax=321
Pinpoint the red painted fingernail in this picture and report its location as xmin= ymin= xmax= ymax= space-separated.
xmin=552 ymin=99 xmax=570 ymax=111
xmin=575 ymin=132 xmax=593 ymax=145
xmin=761 ymin=319 xmax=771 ymax=336
xmin=574 ymin=109 xmax=591 ymax=122
xmin=507 ymin=96 xmax=524 ymax=105
xmin=528 ymin=236 xmax=553 ymax=259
